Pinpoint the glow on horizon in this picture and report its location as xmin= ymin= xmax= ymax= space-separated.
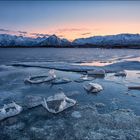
xmin=0 ymin=1 xmax=140 ymax=40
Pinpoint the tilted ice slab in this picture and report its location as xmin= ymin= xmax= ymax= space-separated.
xmin=42 ymin=92 xmax=76 ymax=114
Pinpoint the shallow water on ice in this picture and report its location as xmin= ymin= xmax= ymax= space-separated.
xmin=0 ymin=66 xmax=140 ymax=115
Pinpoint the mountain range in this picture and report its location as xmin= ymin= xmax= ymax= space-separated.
xmin=1 ymin=33 xmax=140 ymax=48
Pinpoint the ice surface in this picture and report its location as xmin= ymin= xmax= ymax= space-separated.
xmin=0 ymin=48 xmax=140 ymax=139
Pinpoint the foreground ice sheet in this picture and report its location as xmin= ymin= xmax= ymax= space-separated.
xmin=0 ymin=102 xmax=22 ymax=121
xmin=42 ymin=92 xmax=76 ymax=114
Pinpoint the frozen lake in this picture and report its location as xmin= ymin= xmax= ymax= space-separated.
xmin=0 ymin=48 xmax=140 ymax=64
xmin=0 ymin=48 xmax=140 ymax=140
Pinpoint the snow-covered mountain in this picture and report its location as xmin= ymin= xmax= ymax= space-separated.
xmin=0 ymin=33 xmax=140 ymax=47
xmin=73 ymin=34 xmax=140 ymax=47
xmin=0 ymin=34 xmax=71 ymax=47
xmin=0 ymin=34 xmax=38 ymax=46
xmin=40 ymin=34 xmax=70 ymax=46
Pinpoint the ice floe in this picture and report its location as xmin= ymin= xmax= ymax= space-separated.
xmin=24 ymin=70 xmax=56 ymax=84
xmin=0 ymin=102 xmax=23 ymax=121
xmin=42 ymin=92 xmax=76 ymax=114
xmin=84 ymin=82 xmax=103 ymax=93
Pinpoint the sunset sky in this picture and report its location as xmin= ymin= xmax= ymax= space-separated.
xmin=0 ymin=1 xmax=140 ymax=40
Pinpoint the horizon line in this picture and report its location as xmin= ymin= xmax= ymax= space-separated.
xmin=0 ymin=32 xmax=140 ymax=42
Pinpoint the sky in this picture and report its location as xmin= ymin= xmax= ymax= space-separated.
xmin=0 ymin=1 xmax=140 ymax=40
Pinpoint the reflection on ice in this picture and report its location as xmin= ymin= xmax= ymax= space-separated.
xmin=76 ymin=61 xmax=115 ymax=66
xmin=105 ymin=70 xmax=140 ymax=86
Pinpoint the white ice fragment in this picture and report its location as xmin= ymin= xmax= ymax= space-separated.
xmin=84 ymin=82 xmax=103 ymax=93
xmin=0 ymin=102 xmax=23 ymax=121
xmin=42 ymin=92 xmax=76 ymax=114
xmin=48 ymin=69 xmax=56 ymax=78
